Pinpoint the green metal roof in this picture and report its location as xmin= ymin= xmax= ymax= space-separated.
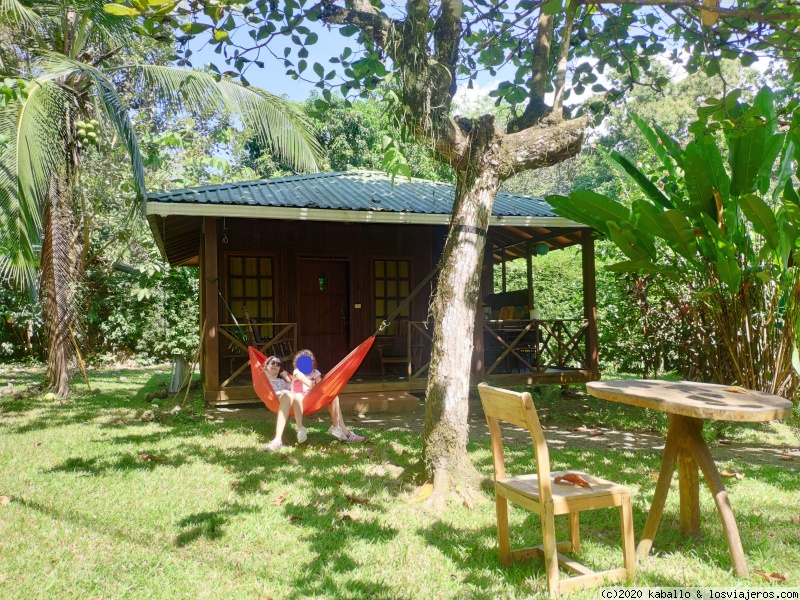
xmin=147 ymin=170 xmax=559 ymax=218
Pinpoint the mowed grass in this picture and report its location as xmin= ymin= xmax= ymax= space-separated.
xmin=0 ymin=364 xmax=799 ymax=599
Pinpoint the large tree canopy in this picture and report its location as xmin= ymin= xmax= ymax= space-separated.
xmin=113 ymin=0 xmax=800 ymax=503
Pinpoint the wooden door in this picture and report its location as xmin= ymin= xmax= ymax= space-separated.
xmin=296 ymin=259 xmax=350 ymax=372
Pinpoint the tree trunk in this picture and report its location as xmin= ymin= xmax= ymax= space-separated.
xmin=41 ymin=173 xmax=77 ymax=397
xmin=423 ymin=128 xmax=501 ymax=497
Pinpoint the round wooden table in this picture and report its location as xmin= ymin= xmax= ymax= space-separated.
xmin=586 ymin=379 xmax=793 ymax=577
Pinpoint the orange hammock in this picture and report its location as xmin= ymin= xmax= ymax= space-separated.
xmin=249 ymin=336 xmax=375 ymax=416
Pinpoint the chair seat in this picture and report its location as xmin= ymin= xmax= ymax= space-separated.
xmin=497 ymin=470 xmax=630 ymax=514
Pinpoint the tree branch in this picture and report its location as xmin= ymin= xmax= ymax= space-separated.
xmin=501 ymin=115 xmax=587 ymax=176
xmin=507 ymin=10 xmax=554 ymax=132
xmin=583 ymin=0 xmax=800 ymax=23
xmin=553 ymin=2 xmax=577 ymax=117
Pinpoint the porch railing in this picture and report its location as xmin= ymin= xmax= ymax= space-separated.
xmin=483 ymin=318 xmax=589 ymax=376
xmin=217 ymin=322 xmax=297 ymax=388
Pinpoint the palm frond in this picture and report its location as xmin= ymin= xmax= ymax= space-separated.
xmin=0 ymin=82 xmax=67 ymax=288
xmin=0 ymin=0 xmax=42 ymax=31
xmin=36 ymin=53 xmax=146 ymax=212
xmin=132 ymin=65 xmax=322 ymax=174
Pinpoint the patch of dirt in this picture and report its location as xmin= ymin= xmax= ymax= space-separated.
xmin=209 ymin=392 xmax=799 ymax=469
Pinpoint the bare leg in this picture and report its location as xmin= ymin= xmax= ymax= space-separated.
xmin=328 ymin=396 xmax=344 ymax=430
xmin=292 ymin=393 xmax=304 ymax=428
xmin=271 ymin=392 xmax=292 ymax=443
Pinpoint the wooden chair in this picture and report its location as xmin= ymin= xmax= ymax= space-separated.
xmin=478 ymin=383 xmax=635 ymax=598
xmin=376 ymin=321 xmax=411 ymax=376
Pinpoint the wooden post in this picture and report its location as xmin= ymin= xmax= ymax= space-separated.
xmin=203 ymin=217 xmax=220 ymax=401
xmin=581 ymin=230 xmax=599 ymax=376
xmin=473 ymin=242 xmax=494 ymax=381
xmin=526 ymin=239 xmax=534 ymax=317
xmin=501 ymin=246 xmax=507 ymax=293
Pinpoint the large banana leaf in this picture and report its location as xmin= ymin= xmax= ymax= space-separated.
xmin=683 ymin=141 xmax=723 ymax=219
xmin=545 ymin=190 xmax=630 ymax=235
xmin=757 ymin=133 xmax=786 ymax=195
xmin=607 ymin=221 xmax=652 ymax=261
xmin=629 ymin=113 xmax=675 ymax=177
xmin=652 ymin=123 xmax=685 ymax=169
xmin=601 ymin=147 xmax=673 ymax=209
xmin=739 ymin=193 xmax=781 ymax=251
xmin=656 ymin=209 xmax=698 ymax=260
xmin=727 ymin=87 xmax=773 ymax=197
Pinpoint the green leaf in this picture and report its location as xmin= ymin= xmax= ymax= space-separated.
xmin=683 ymin=141 xmax=720 ymax=219
xmin=606 ymin=221 xmax=651 ymax=261
xmin=652 ymin=123 xmax=685 ymax=169
xmin=727 ymin=89 xmax=772 ymax=197
xmin=213 ymin=29 xmax=229 ymax=42
xmin=629 ymin=113 xmax=673 ymax=175
xmin=656 ymin=209 xmax=697 ymax=260
xmin=756 ymin=133 xmax=785 ymax=195
xmin=103 ymin=4 xmax=140 ymax=16
xmin=541 ymin=0 xmax=562 ymax=15
xmin=180 ymin=22 xmax=210 ymax=35
xmin=601 ymin=148 xmax=673 ymax=209
xmin=313 ymin=62 xmax=324 ymax=78
xmin=714 ymin=256 xmax=741 ymax=290
xmin=567 ymin=190 xmax=631 ymax=234
xmin=738 ymin=193 xmax=780 ymax=251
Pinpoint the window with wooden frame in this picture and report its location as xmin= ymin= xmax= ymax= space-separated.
xmin=228 ymin=256 xmax=275 ymax=336
xmin=374 ymin=259 xmax=411 ymax=335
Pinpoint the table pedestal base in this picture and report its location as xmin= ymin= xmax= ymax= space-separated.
xmin=635 ymin=414 xmax=748 ymax=577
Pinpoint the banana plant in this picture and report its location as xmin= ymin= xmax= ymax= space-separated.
xmin=547 ymin=87 xmax=800 ymax=400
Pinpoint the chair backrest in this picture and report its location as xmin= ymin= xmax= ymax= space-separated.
xmin=248 ymin=319 xmax=266 ymax=344
xmin=477 ymin=383 xmax=553 ymax=502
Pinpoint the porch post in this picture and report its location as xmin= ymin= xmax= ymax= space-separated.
xmin=581 ymin=230 xmax=599 ymax=377
xmin=203 ymin=217 xmax=220 ymax=399
xmin=526 ymin=239 xmax=534 ymax=317
xmin=501 ymin=246 xmax=507 ymax=293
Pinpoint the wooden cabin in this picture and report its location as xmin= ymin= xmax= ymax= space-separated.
xmin=147 ymin=170 xmax=599 ymax=409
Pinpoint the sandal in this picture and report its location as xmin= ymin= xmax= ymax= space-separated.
xmin=265 ymin=439 xmax=283 ymax=452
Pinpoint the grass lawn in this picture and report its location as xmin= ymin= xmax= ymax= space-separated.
xmin=1 ymin=364 xmax=799 ymax=599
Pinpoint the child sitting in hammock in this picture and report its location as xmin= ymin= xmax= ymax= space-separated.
xmin=292 ymin=349 xmax=365 ymax=443
xmin=263 ymin=356 xmax=307 ymax=451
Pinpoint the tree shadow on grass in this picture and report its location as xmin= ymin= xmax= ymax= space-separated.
xmin=176 ymin=502 xmax=260 ymax=546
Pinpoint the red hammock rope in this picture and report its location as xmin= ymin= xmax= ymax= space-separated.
xmin=249 ymin=336 xmax=376 ymax=416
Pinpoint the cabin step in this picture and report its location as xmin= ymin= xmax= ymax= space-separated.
xmin=338 ymin=391 xmax=420 ymax=414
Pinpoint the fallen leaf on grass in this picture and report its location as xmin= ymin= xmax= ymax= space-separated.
xmin=720 ymin=469 xmax=745 ymax=480
xmin=33 ymin=441 xmax=41 ymax=447
xmin=754 ymin=571 xmax=787 ymax=583
xmin=649 ymin=472 xmax=660 ymax=479
xmin=461 ymin=493 xmax=475 ymax=510
xmin=753 ymin=510 xmax=761 ymax=517
xmin=554 ymin=473 xmax=592 ymax=488
xmin=269 ymin=493 xmax=287 ymax=506
xmin=412 ymin=483 xmax=434 ymax=502
xmin=0 ymin=496 xmax=12 ymax=506
xmin=225 ymin=465 xmax=234 ymax=473
xmin=288 ymin=515 xmax=302 ymax=523
xmin=718 ymin=440 xmax=732 ymax=445
xmin=137 ymin=454 xmax=168 ymax=463
xmin=345 ymin=494 xmax=370 ymax=505
xmin=587 ymin=430 xmax=603 ymax=437
xmin=780 ymin=455 xmax=795 ymax=461
xmin=366 ymin=447 xmax=377 ymax=457
xmin=789 ymin=515 xmax=800 ymax=524
xmin=114 ymin=420 xmax=125 ymax=426
xmin=339 ymin=512 xmax=360 ymax=522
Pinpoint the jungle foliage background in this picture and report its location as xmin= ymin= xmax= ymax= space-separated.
xmin=0 ymin=33 xmax=795 ymax=388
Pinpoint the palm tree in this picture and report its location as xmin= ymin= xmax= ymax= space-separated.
xmin=0 ymin=0 xmax=321 ymax=396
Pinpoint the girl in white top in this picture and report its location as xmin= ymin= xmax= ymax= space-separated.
xmin=292 ymin=349 xmax=365 ymax=443
xmin=263 ymin=356 xmax=307 ymax=451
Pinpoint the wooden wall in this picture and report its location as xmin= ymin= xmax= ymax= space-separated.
xmin=212 ymin=217 xmax=444 ymax=374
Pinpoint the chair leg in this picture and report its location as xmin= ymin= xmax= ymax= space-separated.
xmin=541 ymin=506 xmax=560 ymax=598
xmin=568 ymin=512 xmax=580 ymax=554
xmin=620 ymin=495 xmax=636 ymax=580
xmin=496 ymin=494 xmax=511 ymax=565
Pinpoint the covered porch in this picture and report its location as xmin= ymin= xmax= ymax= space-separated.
xmin=146 ymin=171 xmax=598 ymax=408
